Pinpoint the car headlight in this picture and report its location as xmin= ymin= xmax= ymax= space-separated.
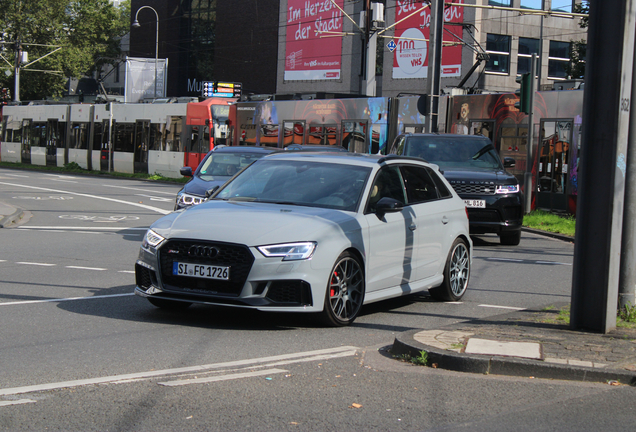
xmin=257 ymin=242 xmax=317 ymax=261
xmin=496 ymin=184 xmax=520 ymax=194
xmin=142 ymin=229 xmax=165 ymax=252
xmin=176 ymin=191 xmax=205 ymax=208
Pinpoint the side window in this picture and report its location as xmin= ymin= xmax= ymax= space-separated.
xmin=366 ymin=166 xmax=406 ymax=213
xmin=401 ymin=165 xmax=440 ymax=204
xmin=426 ymin=167 xmax=453 ymax=198
xmin=394 ymin=136 xmax=405 ymax=155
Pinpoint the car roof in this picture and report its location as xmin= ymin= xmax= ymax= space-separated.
xmin=260 ymin=151 xmax=433 ymax=168
xmin=285 ymin=144 xmax=349 ymax=152
xmin=400 ymin=133 xmax=491 ymax=142
xmin=213 ymin=146 xmax=279 ymax=154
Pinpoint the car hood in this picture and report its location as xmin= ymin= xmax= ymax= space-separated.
xmin=440 ymin=167 xmax=517 ymax=184
xmin=151 ymin=200 xmax=360 ymax=246
xmin=182 ymin=176 xmax=231 ymax=196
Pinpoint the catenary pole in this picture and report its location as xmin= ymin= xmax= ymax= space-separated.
xmin=524 ymin=53 xmax=536 ymax=214
xmin=425 ymin=0 xmax=443 ymax=133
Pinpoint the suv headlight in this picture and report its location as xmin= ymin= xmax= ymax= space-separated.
xmin=496 ymin=184 xmax=520 ymax=194
xmin=176 ymin=191 xmax=205 ymax=208
xmin=142 ymin=229 xmax=165 ymax=253
xmin=257 ymin=242 xmax=317 ymax=261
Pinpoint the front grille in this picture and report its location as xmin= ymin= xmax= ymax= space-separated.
xmin=467 ymin=208 xmax=501 ymax=223
xmin=158 ymin=239 xmax=254 ymax=297
xmin=136 ymin=264 xmax=154 ymax=290
xmin=451 ymin=184 xmax=496 ymax=195
xmin=266 ymin=280 xmax=313 ymax=306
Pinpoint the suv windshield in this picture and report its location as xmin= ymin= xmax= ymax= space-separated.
xmin=405 ymin=137 xmax=503 ymax=170
xmin=215 ymin=160 xmax=371 ymax=211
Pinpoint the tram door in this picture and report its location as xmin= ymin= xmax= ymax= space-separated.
xmin=45 ymin=119 xmax=60 ymax=166
xmin=21 ymin=119 xmax=31 ymax=164
xmin=537 ymin=120 xmax=572 ymax=212
xmin=134 ymin=120 xmax=150 ymax=174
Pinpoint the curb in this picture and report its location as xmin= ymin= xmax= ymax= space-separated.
xmin=521 ymin=227 xmax=574 ymax=243
xmin=392 ymin=329 xmax=636 ymax=385
xmin=0 ymin=206 xmax=24 ymax=228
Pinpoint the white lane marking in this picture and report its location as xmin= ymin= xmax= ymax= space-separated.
xmin=479 ymin=304 xmax=526 ymax=311
xmin=0 ymin=293 xmax=134 ymax=306
xmin=2 ymin=173 xmax=29 ymax=178
xmin=0 ymin=399 xmax=36 ymax=407
xmin=65 ymin=266 xmax=107 ymax=271
xmin=17 ymin=226 xmax=148 ymax=231
xmin=486 ymin=258 xmax=524 ymax=262
xmin=0 ymin=260 xmax=6 ymax=263
xmin=445 ymin=301 xmax=463 ymax=304
xmin=536 ymin=261 xmax=572 ymax=266
xmin=0 ymin=182 xmax=170 ymax=215
xmin=159 ymin=368 xmax=288 ymax=387
xmin=43 ymin=174 xmax=78 ymax=179
xmin=47 ymin=178 xmax=77 ymax=184
xmin=16 ymin=262 xmax=56 ymax=267
xmin=118 ymin=270 xmax=135 ymax=274
xmin=109 ymin=185 xmax=176 ymax=196
xmin=135 ymin=194 xmax=173 ymax=202
xmin=0 ymin=346 xmax=359 ymax=396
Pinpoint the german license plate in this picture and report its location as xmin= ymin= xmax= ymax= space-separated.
xmin=173 ymin=262 xmax=230 ymax=280
xmin=464 ymin=199 xmax=486 ymax=208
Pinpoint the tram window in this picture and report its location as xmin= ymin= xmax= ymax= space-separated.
xmin=113 ymin=123 xmax=134 ymax=152
xmin=259 ymin=124 xmax=279 ymax=146
xmin=283 ymin=121 xmax=304 ymax=146
xmin=93 ymin=123 xmax=103 ymax=151
xmin=187 ymin=126 xmax=199 ymax=152
xmin=308 ymin=126 xmax=323 ymax=145
xmin=11 ymin=121 xmax=22 ymax=143
xmin=342 ymin=121 xmax=367 ymax=153
xmin=31 ymin=122 xmax=46 ymax=147
xmin=149 ymin=123 xmax=162 ymax=151
xmin=371 ymin=124 xmax=383 ymax=154
xmin=71 ymin=123 xmax=89 ymax=149
xmin=165 ymin=117 xmax=183 ymax=151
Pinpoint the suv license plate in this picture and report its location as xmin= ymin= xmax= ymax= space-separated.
xmin=173 ymin=262 xmax=230 ymax=280
xmin=464 ymin=199 xmax=486 ymax=208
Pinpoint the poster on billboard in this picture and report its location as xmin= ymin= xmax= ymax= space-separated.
xmin=392 ymin=0 xmax=463 ymax=79
xmin=284 ymin=0 xmax=344 ymax=81
xmin=124 ymin=57 xmax=168 ymax=102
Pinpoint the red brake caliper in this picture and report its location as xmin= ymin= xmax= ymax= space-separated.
xmin=330 ymin=270 xmax=339 ymax=297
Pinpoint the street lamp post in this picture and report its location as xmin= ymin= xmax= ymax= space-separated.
xmin=132 ymin=5 xmax=159 ymax=99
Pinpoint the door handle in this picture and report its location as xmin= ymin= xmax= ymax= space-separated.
xmin=409 ymin=223 xmax=417 ymax=231
xmin=442 ymin=216 xmax=449 ymax=225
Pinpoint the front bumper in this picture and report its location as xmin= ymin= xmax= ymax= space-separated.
xmin=134 ymin=239 xmax=324 ymax=312
xmin=463 ymin=193 xmax=523 ymax=235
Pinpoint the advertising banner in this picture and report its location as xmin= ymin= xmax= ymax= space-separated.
xmin=125 ymin=57 xmax=168 ymax=103
xmin=392 ymin=0 xmax=464 ymax=79
xmin=284 ymin=0 xmax=344 ymax=81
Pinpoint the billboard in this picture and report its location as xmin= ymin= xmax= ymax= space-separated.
xmin=125 ymin=57 xmax=168 ymax=102
xmin=284 ymin=0 xmax=344 ymax=81
xmin=392 ymin=0 xmax=464 ymax=79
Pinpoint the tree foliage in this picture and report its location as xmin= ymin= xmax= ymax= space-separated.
xmin=0 ymin=0 xmax=130 ymax=100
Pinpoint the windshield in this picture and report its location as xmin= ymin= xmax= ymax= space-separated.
xmin=215 ymin=160 xmax=371 ymax=212
xmin=197 ymin=152 xmax=265 ymax=180
xmin=405 ymin=137 xmax=503 ymax=170
xmin=211 ymin=105 xmax=230 ymax=122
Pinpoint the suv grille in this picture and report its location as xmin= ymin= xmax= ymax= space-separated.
xmin=451 ymin=183 xmax=496 ymax=195
xmin=158 ymin=240 xmax=254 ymax=297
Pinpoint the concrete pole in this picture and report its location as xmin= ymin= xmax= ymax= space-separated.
xmin=524 ymin=54 xmax=536 ymax=214
xmin=13 ymin=40 xmax=20 ymax=102
xmin=618 ymin=40 xmax=636 ymax=310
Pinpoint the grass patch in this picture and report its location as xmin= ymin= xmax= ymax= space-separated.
xmin=0 ymin=161 xmax=188 ymax=184
xmin=618 ymin=303 xmax=636 ymax=329
xmin=523 ymin=210 xmax=576 ymax=237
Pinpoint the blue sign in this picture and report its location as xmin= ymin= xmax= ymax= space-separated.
xmin=387 ymin=40 xmax=397 ymax=53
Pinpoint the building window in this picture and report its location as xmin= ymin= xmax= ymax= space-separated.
xmin=518 ymin=38 xmax=540 ymax=75
xmin=486 ymin=34 xmax=511 ymax=74
xmin=489 ymin=0 xmax=511 ymax=5
xmin=548 ymin=40 xmax=571 ymax=79
xmin=520 ymin=0 xmax=543 ymax=9
xmin=551 ymin=0 xmax=573 ymax=12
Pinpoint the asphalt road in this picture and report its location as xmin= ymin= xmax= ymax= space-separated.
xmin=0 ymin=167 xmax=633 ymax=431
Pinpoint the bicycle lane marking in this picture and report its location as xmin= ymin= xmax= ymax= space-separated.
xmin=0 ymin=182 xmax=171 ymax=215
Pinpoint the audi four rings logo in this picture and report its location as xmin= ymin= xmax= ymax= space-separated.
xmin=188 ymin=245 xmax=219 ymax=258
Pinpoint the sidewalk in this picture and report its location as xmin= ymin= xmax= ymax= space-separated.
xmin=391 ymin=302 xmax=636 ymax=385
xmin=0 ymin=201 xmax=23 ymax=228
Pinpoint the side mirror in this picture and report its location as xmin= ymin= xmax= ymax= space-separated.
xmin=504 ymin=157 xmax=515 ymax=168
xmin=375 ymin=197 xmax=404 ymax=219
xmin=180 ymin=166 xmax=193 ymax=177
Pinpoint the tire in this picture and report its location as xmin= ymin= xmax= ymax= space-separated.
xmin=320 ymin=251 xmax=365 ymax=327
xmin=429 ymin=238 xmax=470 ymax=302
xmin=148 ymin=297 xmax=192 ymax=310
xmin=500 ymin=230 xmax=521 ymax=246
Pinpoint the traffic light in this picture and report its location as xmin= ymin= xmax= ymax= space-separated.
xmin=1 ymin=88 xmax=9 ymax=102
xmin=514 ymin=73 xmax=532 ymax=114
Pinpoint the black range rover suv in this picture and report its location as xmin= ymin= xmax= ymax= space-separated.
xmin=389 ymin=133 xmax=523 ymax=245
